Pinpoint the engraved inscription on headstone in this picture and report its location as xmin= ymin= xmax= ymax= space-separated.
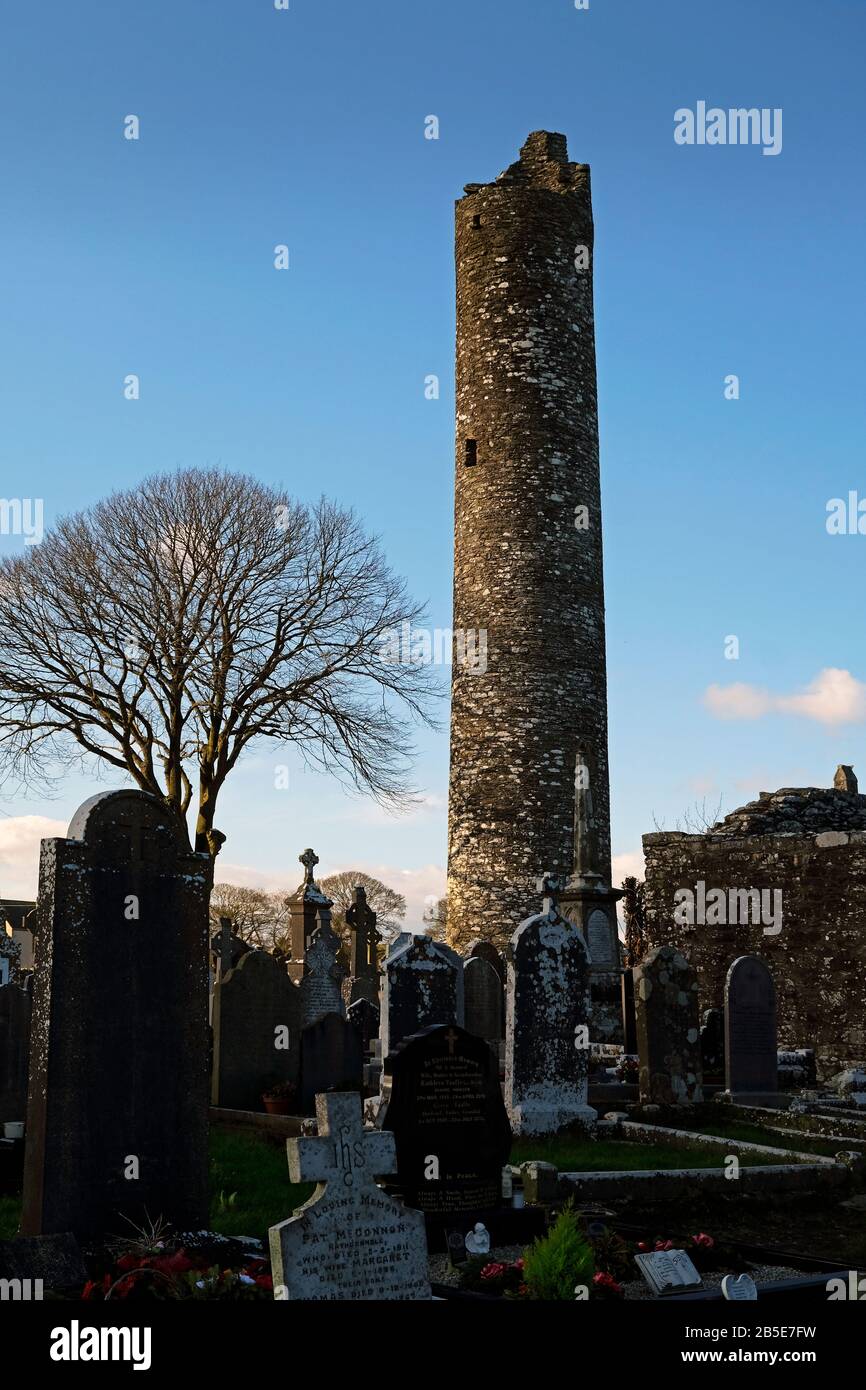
xmin=269 ymin=1091 xmax=431 ymax=1300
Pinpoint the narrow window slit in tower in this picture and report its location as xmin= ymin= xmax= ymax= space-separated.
xmin=472 ymin=214 xmax=482 ymax=229
xmin=464 ymin=439 xmax=478 ymax=467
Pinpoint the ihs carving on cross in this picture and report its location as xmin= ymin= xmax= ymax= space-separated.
xmin=287 ymin=1092 xmax=396 ymax=1194
xmin=299 ymin=848 xmax=319 ymax=885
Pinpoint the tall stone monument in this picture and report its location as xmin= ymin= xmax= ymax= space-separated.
xmin=560 ymin=748 xmax=624 ymax=1041
xmin=345 ymin=884 xmax=380 ymax=1007
xmin=448 ymin=131 xmax=613 ymax=953
xmin=505 ymin=875 xmax=596 ymax=1136
xmin=285 ymin=848 xmax=332 ymax=983
xmin=21 ymin=790 xmax=211 ymax=1239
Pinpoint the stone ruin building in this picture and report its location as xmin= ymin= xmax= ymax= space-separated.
xmin=642 ymin=765 xmax=866 ymax=1079
xmin=446 ymin=131 xmax=616 ymax=971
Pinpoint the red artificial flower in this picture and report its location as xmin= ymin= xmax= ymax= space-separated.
xmin=654 ymin=1239 xmax=674 ymax=1252
xmin=636 ymin=1241 xmax=649 ymax=1252
xmin=692 ymin=1232 xmax=714 ymax=1249
xmin=255 ymin=1274 xmax=273 ymax=1291
xmin=593 ymin=1272 xmax=623 ymax=1295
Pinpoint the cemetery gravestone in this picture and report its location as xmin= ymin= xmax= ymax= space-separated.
xmin=0 ymin=982 xmax=31 ymax=1125
xmin=463 ymin=956 xmax=503 ymax=1057
xmin=20 ymin=790 xmax=211 ymax=1240
xmin=211 ymin=948 xmax=300 ymax=1111
xmin=621 ymin=967 xmax=637 ymax=1054
xmin=299 ymin=922 xmax=347 ymax=1028
xmin=725 ymin=955 xmax=778 ymax=1103
xmin=378 ymin=1023 xmax=511 ymax=1214
xmin=347 ymin=997 xmax=380 ymax=1056
xmin=634 ymin=1248 xmax=703 ymax=1296
xmin=270 ymin=1091 xmax=431 ymax=1300
xmin=346 ymin=885 xmax=381 ymax=1007
xmin=700 ymin=1007 xmax=725 ymax=1078
xmin=299 ymin=1012 xmax=364 ymax=1113
xmin=381 ymin=935 xmax=461 ymax=1057
xmin=634 ymin=945 xmax=703 ymax=1106
xmin=505 ymin=879 xmax=596 ymax=1136
xmin=464 ymin=938 xmax=506 ymax=991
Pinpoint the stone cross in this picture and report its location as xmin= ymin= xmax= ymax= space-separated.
xmin=287 ymin=1091 xmax=395 ymax=1188
xmin=270 ymin=1091 xmax=431 ymax=1300
xmin=299 ymin=848 xmax=319 ymax=884
xmin=346 ymin=885 xmax=379 ymax=976
xmin=536 ymin=871 xmax=562 ymax=914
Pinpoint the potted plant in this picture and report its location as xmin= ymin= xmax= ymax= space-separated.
xmin=261 ymin=1080 xmax=297 ymax=1116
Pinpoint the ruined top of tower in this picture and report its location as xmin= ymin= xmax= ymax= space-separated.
xmin=463 ymin=131 xmax=590 ymax=197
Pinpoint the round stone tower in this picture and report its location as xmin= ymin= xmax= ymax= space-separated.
xmin=447 ymin=131 xmax=612 ymax=954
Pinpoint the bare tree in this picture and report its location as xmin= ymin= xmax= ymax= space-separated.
xmin=319 ymin=871 xmax=406 ymax=968
xmin=0 ymin=468 xmax=436 ymax=855
xmin=208 ymin=884 xmax=289 ymax=953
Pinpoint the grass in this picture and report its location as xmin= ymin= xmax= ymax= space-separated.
xmin=653 ymin=1116 xmax=855 ymax=1160
xmin=0 ymin=1195 xmax=20 ymax=1240
xmin=510 ymin=1135 xmax=787 ymax=1170
xmin=0 ymin=1132 xmax=315 ymax=1249
xmin=208 ymin=1131 xmax=314 ymax=1243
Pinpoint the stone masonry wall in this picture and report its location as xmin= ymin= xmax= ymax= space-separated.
xmin=642 ymin=787 xmax=866 ymax=1079
xmin=447 ymin=131 xmax=612 ymax=954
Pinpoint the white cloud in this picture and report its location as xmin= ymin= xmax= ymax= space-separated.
xmin=612 ymin=848 xmax=644 ymax=883
xmin=703 ymin=668 xmax=866 ymax=726
xmin=0 ymin=815 xmax=67 ymax=899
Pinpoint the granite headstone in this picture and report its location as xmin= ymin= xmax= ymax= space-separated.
xmin=378 ymin=1023 xmax=511 ymax=1214
xmin=20 ymin=789 xmax=211 ymax=1239
xmin=725 ymin=955 xmax=777 ymax=1102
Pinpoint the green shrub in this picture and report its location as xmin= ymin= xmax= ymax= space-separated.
xmin=523 ymin=1202 xmax=595 ymax=1301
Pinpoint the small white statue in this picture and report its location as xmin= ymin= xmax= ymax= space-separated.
xmin=465 ymin=1222 xmax=490 ymax=1256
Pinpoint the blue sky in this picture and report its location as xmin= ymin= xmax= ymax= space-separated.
xmin=1 ymin=0 xmax=864 ymax=922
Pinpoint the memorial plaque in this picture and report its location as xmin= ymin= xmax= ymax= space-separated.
xmin=725 ymin=955 xmax=777 ymax=1099
xmin=270 ymin=1091 xmax=431 ymax=1300
xmin=378 ymin=1023 xmax=511 ymax=1215
xmin=587 ymin=909 xmax=616 ymax=968
xmin=634 ymin=1248 xmax=703 ymax=1296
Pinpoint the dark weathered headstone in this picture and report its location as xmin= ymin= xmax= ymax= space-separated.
xmin=505 ymin=878 xmax=596 ymax=1135
xmin=270 ymin=1091 xmax=431 ymax=1300
xmin=635 ymin=945 xmax=703 ymax=1105
xmin=300 ymin=1012 xmax=364 ymax=1113
xmin=285 ymin=848 xmax=333 ymax=983
xmin=621 ymin=967 xmax=637 ymax=1054
xmin=299 ymin=921 xmax=346 ymax=1028
xmin=700 ymin=1007 xmax=725 ymax=1076
xmin=347 ymin=996 xmax=380 ymax=1056
xmin=463 ymin=956 xmax=503 ymax=1056
xmin=464 ymin=938 xmax=506 ymax=990
xmin=0 ymin=983 xmax=31 ymax=1125
xmin=20 ymin=789 xmax=211 ymax=1240
xmin=379 ymin=1023 xmax=511 ymax=1214
xmin=211 ymin=948 xmax=300 ymax=1111
xmin=346 ymin=885 xmax=381 ymax=1007
xmin=381 ymin=935 xmax=460 ymax=1057
xmin=725 ymin=955 xmax=777 ymax=1102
